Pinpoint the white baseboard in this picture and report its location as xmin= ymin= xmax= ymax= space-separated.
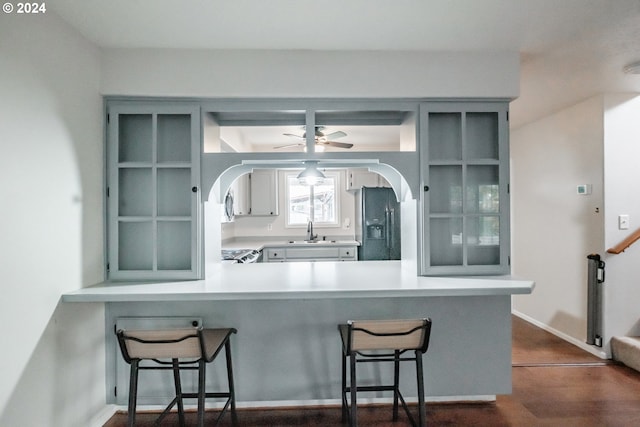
xmin=89 ymin=404 xmax=118 ymax=427
xmin=512 ymin=310 xmax=608 ymax=359
xmin=112 ymin=395 xmax=496 ymax=414
xmin=233 ymin=395 xmax=495 ymax=407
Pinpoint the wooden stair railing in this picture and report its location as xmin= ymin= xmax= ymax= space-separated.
xmin=607 ymin=228 xmax=640 ymax=254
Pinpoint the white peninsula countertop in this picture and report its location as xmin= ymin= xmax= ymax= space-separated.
xmin=69 ymin=261 xmax=534 ymax=407
xmin=62 ymin=261 xmax=534 ymax=303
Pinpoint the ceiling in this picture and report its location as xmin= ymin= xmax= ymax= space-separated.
xmin=51 ymin=0 xmax=640 ymax=128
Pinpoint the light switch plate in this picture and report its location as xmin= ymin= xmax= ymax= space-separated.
xmin=619 ymin=214 xmax=630 ymax=230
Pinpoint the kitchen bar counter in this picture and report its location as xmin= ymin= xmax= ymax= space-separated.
xmin=61 ymin=261 xmax=533 ymax=303
xmin=62 ymin=262 xmax=534 ymax=407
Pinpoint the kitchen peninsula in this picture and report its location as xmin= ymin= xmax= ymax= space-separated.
xmin=78 ymin=97 xmax=525 ymax=409
xmin=63 ymin=261 xmax=533 ymax=407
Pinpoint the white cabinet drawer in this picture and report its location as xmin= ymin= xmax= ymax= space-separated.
xmin=266 ymin=249 xmax=285 ymax=259
xmin=286 ymin=248 xmax=340 ymax=259
xmin=339 ymin=247 xmax=356 ymax=259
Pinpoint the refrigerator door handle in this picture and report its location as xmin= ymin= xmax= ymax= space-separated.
xmin=390 ymin=208 xmax=396 ymax=249
xmin=385 ymin=209 xmax=391 ymax=249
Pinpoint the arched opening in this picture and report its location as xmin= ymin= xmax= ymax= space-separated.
xmin=203 ymin=161 xmax=415 ymax=272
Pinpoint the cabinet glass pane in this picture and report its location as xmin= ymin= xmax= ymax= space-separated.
xmin=468 ymin=216 xmax=500 ymax=265
xmin=119 ymin=221 xmax=153 ymax=270
xmin=466 ymin=112 xmax=499 ymax=160
xmin=158 ymin=221 xmax=191 ymax=270
xmin=157 ymin=114 xmax=191 ymax=163
xmin=119 ymin=114 xmax=152 ymax=162
xmin=428 ymin=113 xmax=462 ymax=161
xmin=157 ymin=168 xmax=191 ymax=216
xmin=430 ymin=218 xmax=463 ymax=266
xmin=119 ymin=168 xmax=152 ymax=216
xmin=429 ymin=166 xmax=462 ymax=214
xmin=466 ymin=166 xmax=499 ymax=214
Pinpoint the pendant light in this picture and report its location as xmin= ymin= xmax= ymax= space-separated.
xmin=297 ymin=161 xmax=325 ymax=186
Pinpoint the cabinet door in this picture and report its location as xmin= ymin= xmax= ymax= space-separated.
xmin=107 ymin=102 xmax=201 ymax=280
xmin=346 ymin=168 xmax=380 ymax=190
xmin=232 ymin=173 xmax=250 ymax=216
xmin=420 ymin=102 xmax=510 ymax=275
xmin=250 ymin=169 xmax=278 ymax=215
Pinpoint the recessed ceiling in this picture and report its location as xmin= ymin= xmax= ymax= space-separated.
xmin=50 ymin=0 xmax=640 ymax=127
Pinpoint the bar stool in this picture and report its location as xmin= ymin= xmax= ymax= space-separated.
xmin=116 ymin=326 xmax=238 ymax=427
xmin=339 ymin=318 xmax=432 ymax=427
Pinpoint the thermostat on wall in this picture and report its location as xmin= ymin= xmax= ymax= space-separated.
xmin=577 ymin=184 xmax=592 ymax=195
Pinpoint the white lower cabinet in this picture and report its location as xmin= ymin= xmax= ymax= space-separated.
xmin=263 ymin=246 xmax=358 ymax=262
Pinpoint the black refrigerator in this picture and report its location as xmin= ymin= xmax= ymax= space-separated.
xmin=355 ymin=187 xmax=401 ymax=260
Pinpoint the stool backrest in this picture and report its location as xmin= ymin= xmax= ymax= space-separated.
xmin=348 ymin=318 xmax=432 ymax=352
xmin=117 ymin=328 xmax=202 ymax=361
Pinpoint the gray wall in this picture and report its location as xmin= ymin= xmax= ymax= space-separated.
xmin=106 ymin=295 xmax=512 ymax=405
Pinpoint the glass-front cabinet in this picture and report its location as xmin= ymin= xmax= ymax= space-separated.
xmin=106 ymin=102 xmax=201 ymax=280
xmin=420 ymin=102 xmax=510 ymax=275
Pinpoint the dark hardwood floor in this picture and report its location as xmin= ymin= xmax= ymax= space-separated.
xmin=105 ymin=316 xmax=640 ymax=426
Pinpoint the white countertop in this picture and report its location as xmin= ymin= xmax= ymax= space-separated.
xmin=62 ymin=261 xmax=534 ymax=303
xmin=221 ymin=238 xmax=360 ymax=251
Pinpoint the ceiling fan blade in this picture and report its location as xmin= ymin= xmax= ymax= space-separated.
xmin=320 ymin=141 xmax=353 ymax=149
xmin=283 ymin=133 xmax=304 ymax=139
xmin=273 ymin=143 xmax=304 ymax=149
xmin=324 ymin=131 xmax=347 ymax=140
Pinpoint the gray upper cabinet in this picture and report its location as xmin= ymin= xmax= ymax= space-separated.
xmin=106 ymin=101 xmax=202 ymax=280
xmin=420 ymin=101 xmax=510 ymax=275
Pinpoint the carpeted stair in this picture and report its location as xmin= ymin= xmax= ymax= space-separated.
xmin=611 ymin=336 xmax=640 ymax=372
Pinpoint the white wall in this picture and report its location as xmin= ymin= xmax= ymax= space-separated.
xmin=602 ymin=94 xmax=640 ymax=340
xmin=101 ymin=49 xmax=519 ymax=98
xmin=0 ymin=11 xmax=105 ymax=427
xmin=512 ymin=93 xmax=640 ymax=355
xmin=511 ymin=96 xmax=605 ymax=342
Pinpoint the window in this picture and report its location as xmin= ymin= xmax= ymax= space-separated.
xmin=285 ymin=171 xmax=339 ymax=227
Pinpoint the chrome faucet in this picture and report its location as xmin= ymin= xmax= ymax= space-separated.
xmin=306 ymin=220 xmax=317 ymax=242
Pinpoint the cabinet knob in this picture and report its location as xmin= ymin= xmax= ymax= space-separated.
xmin=192 ymin=186 xmax=198 ymax=193
xmin=424 ymin=185 xmax=430 ymax=192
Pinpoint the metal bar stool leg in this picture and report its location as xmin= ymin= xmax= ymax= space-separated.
xmin=172 ymin=358 xmax=186 ymax=427
xmin=127 ymin=360 xmax=139 ymax=427
xmin=341 ymin=352 xmax=348 ymax=422
xmin=393 ymin=349 xmax=400 ymax=421
xmin=225 ymin=339 xmax=238 ymax=426
xmin=350 ymin=352 xmax=358 ymax=427
xmin=197 ymin=359 xmax=206 ymax=427
xmin=416 ymin=350 xmax=426 ymax=427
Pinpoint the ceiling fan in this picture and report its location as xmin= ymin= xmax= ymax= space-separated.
xmin=274 ymin=126 xmax=353 ymax=150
